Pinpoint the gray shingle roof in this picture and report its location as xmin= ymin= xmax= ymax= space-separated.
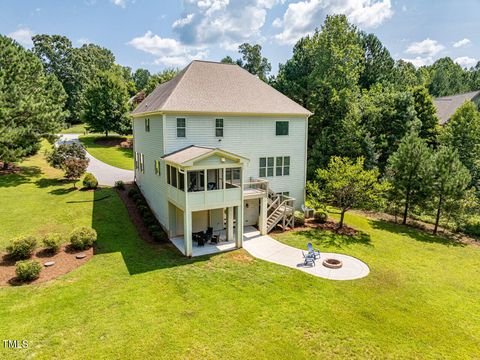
xmin=132 ymin=60 xmax=312 ymax=117
xmin=162 ymin=145 xmax=249 ymax=166
xmin=434 ymin=90 xmax=480 ymax=125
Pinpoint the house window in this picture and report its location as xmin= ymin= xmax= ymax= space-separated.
xmin=140 ymin=154 xmax=145 ymax=173
xmin=215 ymin=118 xmax=224 ymax=137
xmin=145 ymin=118 xmax=150 ymax=132
xmin=135 ymin=152 xmax=144 ymax=173
xmin=154 ymin=160 xmax=161 ymax=176
xmin=166 ymin=165 xmax=171 ymax=184
xmin=259 ymin=157 xmax=274 ymax=177
xmin=177 ymin=118 xmax=186 ymax=138
xmin=178 ymin=171 xmax=185 ymax=191
xmin=276 ymin=156 xmax=290 ymax=176
xmin=171 ymin=167 xmax=177 ymax=188
xmin=135 ymin=152 xmax=139 ymax=170
xmin=276 ymin=121 xmax=289 ymax=136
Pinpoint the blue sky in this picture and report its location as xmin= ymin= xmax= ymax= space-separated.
xmin=1 ymin=0 xmax=479 ymax=74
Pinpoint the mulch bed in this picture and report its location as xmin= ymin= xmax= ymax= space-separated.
xmin=0 ymin=162 xmax=21 ymax=176
xmin=304 ymin=219 xmax=359 ymax=236
xmin=116 ymin=184 xmax=168 ymax=248
xmin=0 ymin=245 xmax=93 ymax=286
xmin=94 ymin=137 xmax=133 ymax=149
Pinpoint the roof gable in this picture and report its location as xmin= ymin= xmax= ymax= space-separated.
xmin=132 ymin=60 xmax=312 ymax=117
xmin=162 ymin=145 xmax=249 ymax=167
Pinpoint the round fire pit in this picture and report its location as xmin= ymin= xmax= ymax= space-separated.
xmin=322 ymin=258 xmax=343 ymax=269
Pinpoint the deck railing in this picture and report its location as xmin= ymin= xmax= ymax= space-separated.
xmin=243 ymin=178 xmax=269 ymax=193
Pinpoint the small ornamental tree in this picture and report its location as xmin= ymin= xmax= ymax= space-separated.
xmin=308 ymin=156 xmax=387 ymax=229
xmin=386 ymin=131 xmax=433 ymax=225
xmin=47 ymin=143 xmax=89 ymax=187
xmin=431 ymin=146 xmax=471 ymax=234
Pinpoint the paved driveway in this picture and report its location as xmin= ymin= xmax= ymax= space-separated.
xmin=57 ymin=134 xmax=134 ymax=186
xmin=243 ymin=226 xmax=370 ymax=281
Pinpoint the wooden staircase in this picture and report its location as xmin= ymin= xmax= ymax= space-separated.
xmin=266 ymin=189 xmax=295 ymax=233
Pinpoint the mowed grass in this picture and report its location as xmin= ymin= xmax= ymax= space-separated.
xmin=79 ymin=134 xmax=133 ymax=170
xmin=60 ymin=123 xmax=86 ymax=134
xmin=0 ymin=152 xmax=480 ymax=358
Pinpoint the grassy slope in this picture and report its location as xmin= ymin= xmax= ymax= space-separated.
xmin=0 ymin=152 xmax=480 ymax=359
xmin=79 ymin=135 xmax=133 ymax=170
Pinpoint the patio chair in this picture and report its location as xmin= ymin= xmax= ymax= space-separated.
xmin=204 ymin=228 xmax=213 ymax=243
xmin=197 ymin=235 xmax=205 ymax=247
xmin=307 ymin=243 xmax=321 ymax=259
xmin=302 ymin=251 xmax=315 ymax=267
xmin=302 ymin=204 xmax=315 ymax=219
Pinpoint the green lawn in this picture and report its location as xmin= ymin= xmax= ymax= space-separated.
xmin=79 ymin=134 xmax=133 ymax=170
xmin=60 ymin=123 xmax=86 ymax=134
xmin=0 ymin=152 xmax=480 ymax=359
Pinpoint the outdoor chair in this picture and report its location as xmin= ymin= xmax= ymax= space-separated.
xmin=204 ymin=228 xmax=213 ymax=243
xmin=302 ymin=204 xmax=315 ymax=219
xmin=307 ymin=243 xmax=321 ymax=259
xmin=302 ymin=251 xmax=315 ymax=267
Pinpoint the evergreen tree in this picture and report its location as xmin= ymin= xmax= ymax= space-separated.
xmin=82 ymin=70 xmax=131 ymax=137
xmin=431 ymin=146 xmax=471 ymax=234
xmin=132 ymin=68 xmax=151 ymax=92
xmin=0 ymin=35 xmax=67 ymax=168
xmin=411 ymin=85 xmax=440 ymax=146
xmin=386 ymin=131 xmax=433 ymax=224
xmin=441 ymin=101 xmax=480 ymax=191
xmin=428 ymin=57 xmax=469 ymax=97
xmin=358 ymin=32 xmax=395 ymax=89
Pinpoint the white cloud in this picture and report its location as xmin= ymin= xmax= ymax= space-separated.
xmin=453 ymin=38 xmax=471 ymax=48
xmin=172 ymin=13 xmax=195 ymax=28
xmin=128 ymin=30 xmax=208 ymax=66
xmin=7 ymin=27 xmax=35 ymax=47
xmin=111 ymin=0 xmax=126 ymax=8
xmin=172 ymin=0 xmax=281 ymax=49
xmin=405 ymin=38 xmax=444 ymax=57
xmin=272 ymin=17 xmax=283 ymax=28
xmin=274 ymin=0 xmax=393 ymax=45
xmin=454 ymin=56 xmax=477 ymax=68
xmin=77 ymin=37 xmax=90 ymax=45
xmin=401 ymin=56 xmax=434 ymax=67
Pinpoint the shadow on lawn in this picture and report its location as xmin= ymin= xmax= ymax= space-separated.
xmin=90 ymin=188 xmax=208 ymax=275
xmin=294 ymin=228 xmax=372 ymax=249
xmin=0 ymin=166 xmax=41 ymax=188
xmin=369 ymin=218 xmax=465 ymax=247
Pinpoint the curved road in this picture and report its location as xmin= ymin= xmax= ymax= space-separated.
xmin=57 ymin=134 xmax=134 ymax=186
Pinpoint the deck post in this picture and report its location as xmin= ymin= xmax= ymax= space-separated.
xmin=183 ymin=209 xmax=192 ymax=257
xmin=259 ymin=196 xmax=267 ymax=235
xmin=236 ymin=205 xmax=243 ymax=248
xmin=227 ymin=206 xmax=234 ymax=241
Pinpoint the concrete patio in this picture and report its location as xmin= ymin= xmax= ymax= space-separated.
xmin=170 ymin=226 xmax=370 ymax=280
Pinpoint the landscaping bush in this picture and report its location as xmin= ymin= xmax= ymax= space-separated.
xmin=132 ymin=193 xmax=143 ymax=202
xmin=42 ymin=233 xmax=62 ymax=254
xmin=314 ymin=211 xmax=328 ymax=224
xmin=69 ymin=227 xmax=97 ymax=250
xmin=137 ymin=205 xmax=149 ymax=216
xmin=83 ymin=172 xmax=98 ymax=189
xmin=148 ymin=224 xmax=161 ymax=234
xmin=114 ymin=180 xmax=125 ymax=190
xmin=135 ymin=198 xmax=147 ymax=208
xmin=6 ymin=236 xmax=37 ymax=260
xmin=142 ymin=213 xmax=156 ymax=227
xmin=127 ymin=187 xmax=139 ymax=197
xmin=151 ymin=230 xmax=167 ymax=242
xmin=461 ymin=218 xmax=480 ymax=238
xmin=15 ymin=260 xmax=42 ymax=282
xmin=294 ymin=211 xmax=305 ymax=226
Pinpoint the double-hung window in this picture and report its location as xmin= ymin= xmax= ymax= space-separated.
xmin=259 ymin=157 xmax=274 ymax=177
xmin=135 ymin=152 xmax=144 ymax=173
xmin=140 ymin=154 xmax=145 ymax=173
xmin=215 ymin=118 xmax=224 ymax=137
xmin=275 ymin=121 xmax=289 ymax=136
xmin=145 ymin=118 xmax=150 ymax=132
xmin=154 ymin=160 xmax=161 ymax=176
xmin=177 ymin=118 xmax=186 ymax=138
xmin=276 ymin=156 xmax=290 ymax=176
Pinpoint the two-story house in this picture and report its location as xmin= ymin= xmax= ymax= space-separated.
xmin=131 ymin=60 xmax=311 ymax=256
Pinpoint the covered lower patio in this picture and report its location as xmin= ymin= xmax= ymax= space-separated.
xmin=170 ymin=227 xmax=241 ymax=256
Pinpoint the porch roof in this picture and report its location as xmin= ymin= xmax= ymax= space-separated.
xmin=162 ymin=145 xmax=249 ymax=167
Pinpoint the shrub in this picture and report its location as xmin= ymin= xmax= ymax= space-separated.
xmin=83 ymin=172 xmax=98 ymax=189
xmin=142 ymin=213 xmax=156 ymax=227
xmin=148 ymin=224 xmax=161 ymax=234
xmin=127 ymin=187 xmax=139 ymax=197
xmin=70 ymin=227 xmax=97 ymax=250
xmin=114 ymin=180 xmax=125 ymax=190
xmin=137 ymin=205 xmax=149 ymax=215
xmin=151 ymin=230 xmax=167 ymax=242
xmin=6 ymin=236 xmax=37 ymax=260
xmin=42 ymin=233 xmax=62 ymax=254
xmin=314 ymin=211 xmax=328 ymax=224
xmin=15 ymin=260 xmax=42 ymax=282
xmin=294 ymin=211 xmax=305 ymax=226
xmin=461 ymin=218 xmax=480 ymax=238
xmin=132 ymin=193 xmax=143 ymax=202
xmin=135 ymin=198 xmax=147 ymax=208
